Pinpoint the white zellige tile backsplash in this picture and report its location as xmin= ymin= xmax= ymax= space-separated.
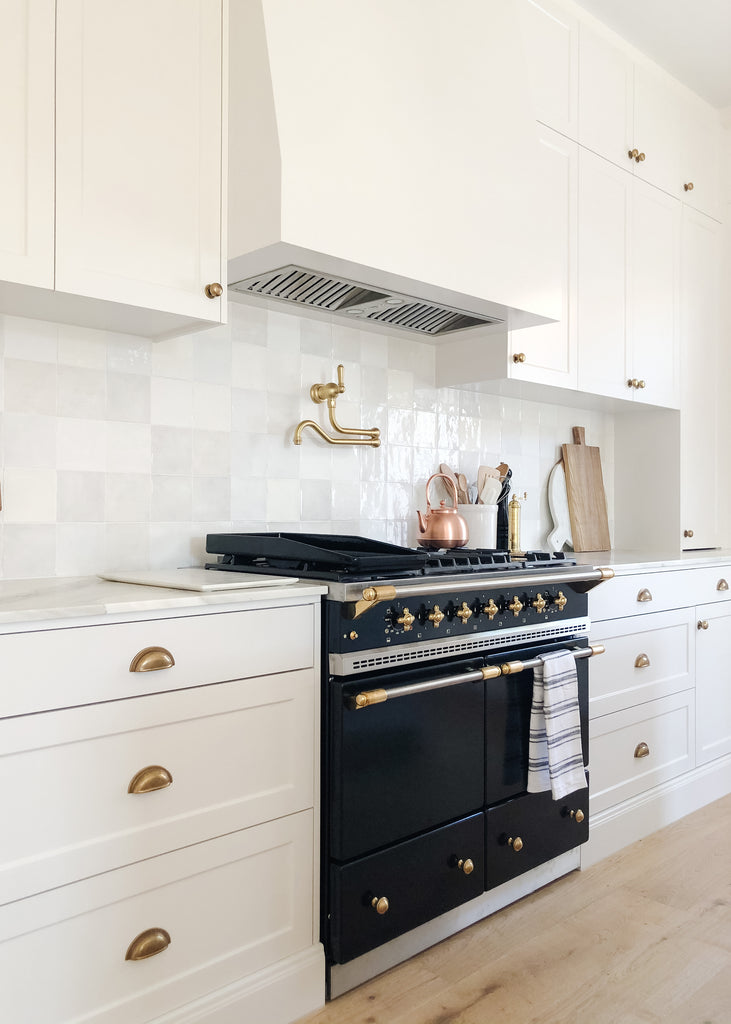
xmin=0 ymin=303 xmax=615 ymax=579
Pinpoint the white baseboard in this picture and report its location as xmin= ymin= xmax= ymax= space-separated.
xmin=150 ymin=944 xmax=326 ymax=1024
xmin=582 ymin=753 xmax=731 ymax=869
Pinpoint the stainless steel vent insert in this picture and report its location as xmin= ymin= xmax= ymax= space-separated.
xmin=229 ymin=264 xmax=503 ymax=336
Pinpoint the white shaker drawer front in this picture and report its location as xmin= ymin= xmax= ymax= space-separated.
xmin=0 ymin=811 xmax=314 ymax=1024
xmin=686 ymin=566 xmax=731 ymax=605
xmin=0 ymin=669 xmax=315 ymax=905
xmin=589 ymin=570 xmax=686 ymax=621
xmin=589 ymin=690 xmax=695 ymax=813
xmin=0 ymin=603 xmax=315 ymax=716
xmin=589 ymin=608 xmax=694 ymax=719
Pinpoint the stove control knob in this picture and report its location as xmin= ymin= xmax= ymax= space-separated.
xmin=370 ymin=896 xmax=389 ymax=915
xmin=531 ymin=592 xmax=547 ymax=614
xmin=483 ymin=598 xmax=499 ymax=621
xmin=508 ymin=595 xmax=523 ymax=617
xmin=554 ymin=591 xmax=568 ymax=611
xmin=428 ymin=605 xmax=445 ymax=628
xmin=456 ymin=601 xmax=473 ymax=624
xmin=396 ymin=607 xmax=415 ymax=631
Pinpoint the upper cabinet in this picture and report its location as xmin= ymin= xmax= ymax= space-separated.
xmin=0 ymin=0 xmax=226 ymax=339
xmin=0 ymin=0 xmax=55 ymax=289
xmin=519 ymin=0 xmax=579 ymax=139
xmin=578 ymin=23 xmax=721 ymax=218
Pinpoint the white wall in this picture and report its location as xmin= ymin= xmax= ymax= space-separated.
xmin=0 ymin=301 xmax=615 ymax=579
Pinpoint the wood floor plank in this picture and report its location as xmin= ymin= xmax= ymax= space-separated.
xmin=302 ymin=794 xmax=731 ymax=1024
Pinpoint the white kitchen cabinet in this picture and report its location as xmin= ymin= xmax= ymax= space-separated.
xmin=578 ymin=149 xmax=680 ymax=408
xmin=679 ymin=207 xmax=721 ymax=549
xmin=0 ymin=591 xmax=325 ymax=1024
xmin=0 ymin=0 xmax=226 ymax=338
xmin=695 ymin=601 xmax=731 ymax=765
xmin=435 ymin=125 xmax=577 ymax=392
xmin=677 ymin=93 xmax=722 ymax=221
xmin=0 ymin=0 xmax=54 ymax=288
xmin=578 ymin=25 xmax=680 ymax=198
xmin=519 ymin=0 xmax=579 ymax=139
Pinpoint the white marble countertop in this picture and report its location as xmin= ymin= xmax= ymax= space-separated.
xmin=572 ymin=549 xmax=731 ymax=573
xmin=0 ymin=575 xmax=327 ymax=629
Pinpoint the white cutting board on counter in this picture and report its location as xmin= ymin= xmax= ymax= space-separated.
xmin=99 ymin=568 xmax=299 ymax=591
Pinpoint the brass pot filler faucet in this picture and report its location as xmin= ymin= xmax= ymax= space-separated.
xmin=293 ymin=364 xmax=381 ymax=447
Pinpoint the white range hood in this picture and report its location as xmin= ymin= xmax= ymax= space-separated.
xmin=228 ymin=0 xmax=557 ymax=340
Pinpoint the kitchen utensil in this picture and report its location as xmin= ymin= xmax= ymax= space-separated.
xmin=547 ymin=461 xmax=573 ymax=551
xmin=479 ymin=476 xmax=502 ymax=505
xmin=468 ymin=484 xmax=478 ymax=505
xmin=416 ymin=473 xmax=469 ymax=550
xmin=561 ymin=426 xmax=610 ymax=551
xmin=480 ymin=464 xmax=501 ymax=479
xmin=477 ymin=466 xmax=487 ymax=501
xmin=457 ymin=472 xmax=469 ymax=504
xmin=439 ymin=463 xmax=460 ymax=500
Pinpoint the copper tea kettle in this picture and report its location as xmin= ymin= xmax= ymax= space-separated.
xmin=416 ymin=473 xmax=469 ymax=550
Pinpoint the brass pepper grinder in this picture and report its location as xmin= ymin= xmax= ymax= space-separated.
xmin=508 ymin=492 xmax=527 ymax=558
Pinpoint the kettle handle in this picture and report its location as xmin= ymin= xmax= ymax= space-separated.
xmin=426 ymin=473 xmax=459 ymax=509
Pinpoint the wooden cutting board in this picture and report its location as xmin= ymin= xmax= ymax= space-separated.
xmin=561 ymin=426 xmax=610 ymax=551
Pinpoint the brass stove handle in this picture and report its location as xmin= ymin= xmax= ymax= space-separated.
xmin=125 ymin=927 xmax=171 ymax=961
xmin=129 ymin=646 xmax=175 ymax=673
xmin=128 ymin=765 xmax=173 ymax=795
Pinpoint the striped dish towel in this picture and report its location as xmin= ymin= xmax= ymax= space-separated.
xmin=526 ymin=649 xmax=586 ymax=800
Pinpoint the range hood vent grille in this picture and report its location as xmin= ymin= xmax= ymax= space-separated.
xmin=229 ymin=265 xmax=503 ymax=336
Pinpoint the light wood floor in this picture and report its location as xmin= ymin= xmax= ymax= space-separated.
xmin=303 ymin=795 xmax=731 ymax=1024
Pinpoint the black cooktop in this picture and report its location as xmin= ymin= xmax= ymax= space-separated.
xmin=205 ymin=532 xmax=575 ymax=583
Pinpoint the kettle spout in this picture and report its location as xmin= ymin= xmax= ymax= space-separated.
xmin=416 ymin=510 xmax=427 ymax=534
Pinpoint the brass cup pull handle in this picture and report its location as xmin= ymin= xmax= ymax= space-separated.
xmin=717 ymin=578 xmax=728 ymax=592
xmin=508 ymin=836 xmax=523 ymax=852
xmin=456 ymin=857 xmax=474 ymax=875
xmin=637 ymin=588 xmax=653 ymax=603
xmin=698 ymin=620 xmax=709 ymax=631
xmin=512 ymin=352 xmax=526 ymax=363
xmin=371 ymin=896 xmax=389 ymax=915
xmin=684 ymin=182 xmax=694 ymax=192
xmin=204 ymin=282 xmax=223 ymax=298
xmin=634 ymin=653 xmax=651 ymax=669
xmin=125 ymin=927 xmax=171 ymax=961
xmin=129 ymin=647 xmax=175 ymax=673
xmin=128 ymin=765 xmax=173 ymax=795
xmin=634 ymin=741 xmax=650 ymax=759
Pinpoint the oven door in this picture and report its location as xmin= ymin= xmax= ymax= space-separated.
xmin=329 ymin=655 xmax=486 ymax=863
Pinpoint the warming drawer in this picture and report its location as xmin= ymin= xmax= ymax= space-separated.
xmin=329 ymin=813 xmax=485 ymax=964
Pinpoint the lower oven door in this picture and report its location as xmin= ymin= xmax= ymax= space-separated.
xmin=329 ymin=655 xmax=486 ymax=863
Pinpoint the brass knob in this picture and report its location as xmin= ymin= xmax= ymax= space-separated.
xmin=512 ymin=352 xmax=526 ymax=363
xmin=636 ymin=151 xmax=646 ymax=163
xmin=429 ymin=605 xmax=445 ymax=627
xmin=128 ymin=765 xmax=173 ymax=795
xmin=204 ymin=282 xmax=223 ymax=298
xmin=634 ymin=741 xmax=650 ymax=759
xmin=349 ymin=630 xmax=359 ymax=640
xmin=125 ymin=927 xmax=171 ymax=961
xmin=531 ymin=593 xmax=547 ymax=614
xmin=397 ymin=607 xmax=415 ymax=631
xmin=456 ymin=601 xmax=473 ymax=624
xmin=718 ymin=579 xmax=729 ymax=592
xmin=684 ymin=182 xmax=694 ymax=192
xmin=371 ymin=896 xmax=389 ymax=915
xmin=684 ymin=529 xmax=694 ymax=538
xmin=554 ymin=591 xmax=568 ymax=611
xmin=484 ymin=598 xmax=499 ymax=620
xmin=634 ymin=653 xmax=650 ymax=669
xmin=457 ymin=858 xmax=474 ymax=875
xmin=129 ymin=646 xmax=175 ymax=673
xmin=508 ymin=836 xmax=523 ymax=852
xmin=637 ymin=588 xmax=652 ymax=603
xmin=508 ymin=596 xmax=523 ymax=617
xmin=637 ymin=379 xmax=646 ymax=388
xmin=628 ymin=149 xmax=639 ymax=160
xmin=570 ymin=809 xmax=585 ymax=823
xmin=627 ymin=378 xmax=639 ymax=388
xmin=698 ymin=619 xmax=709 ymax=630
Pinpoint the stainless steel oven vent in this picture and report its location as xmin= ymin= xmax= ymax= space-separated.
xmin=229 ymin=264 xmax=503 ymax=336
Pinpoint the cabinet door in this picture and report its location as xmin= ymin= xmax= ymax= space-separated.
xmin=677 ymin=95 xmax=721 ymax=221
xmin=55 ymin=0 xmax=224 ymax=322
xmin=695 ymin=603 xmax=731 ymax=764
xmin=578 ymin=25 xmax=634 ymax=171
xmin=679 ymin=208 xmax=720 ymax=549
xmin=577 ymin=149 xmax=630 ymax=399
xmin=509 ymin=126 xmax=577 ymax=388
xmin=632 ymin=62 xmax=680 ymax=197
xmin=0 ymin=0 xmax=54 ymax=288
xmin=519 ymin=0 xmax=579 ymax=139
xmin=628 ymin=179 xmax=680 ymax=408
